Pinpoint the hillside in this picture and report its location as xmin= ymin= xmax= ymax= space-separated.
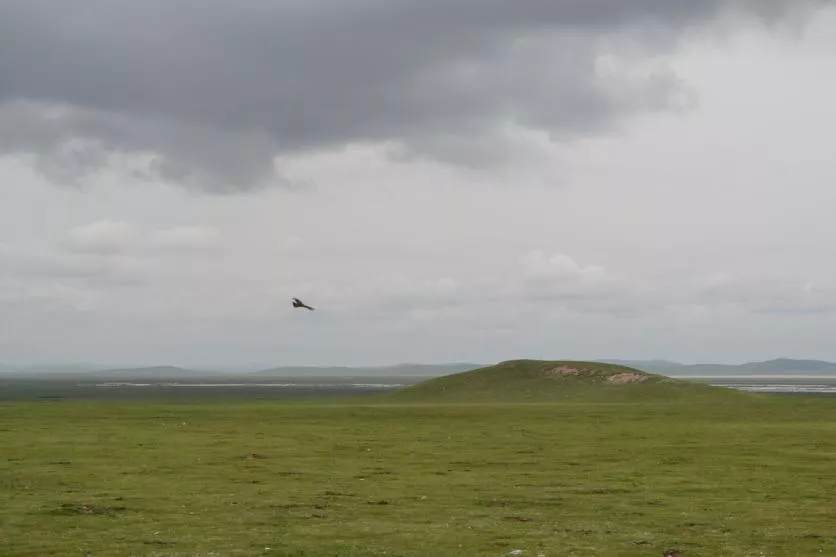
xmin=384 ymin=359 xmax=749 ymax=403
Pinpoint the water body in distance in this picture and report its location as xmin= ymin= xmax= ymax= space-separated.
xmin=0 ymin=377 xmax=409 ymax=402
xmin=670 ymin=375 xmax=836 ymax=395
xmin=5 ymin=375 xmax=836 ymax=402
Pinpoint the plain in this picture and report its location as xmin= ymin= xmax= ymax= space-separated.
xmin=1 ymin=367 xmax=836 ymax=556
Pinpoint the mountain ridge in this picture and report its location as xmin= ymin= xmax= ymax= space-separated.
xmin=3 ymin=358 xmax=836 ymax=378
xmin=604 ymin=358 xmax=836 ymax=375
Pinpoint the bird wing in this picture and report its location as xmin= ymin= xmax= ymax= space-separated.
xmin=291 ymin=297 xmax=314 ymax=310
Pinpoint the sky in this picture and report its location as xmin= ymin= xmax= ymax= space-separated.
xmin=2 ymin=1 xmax=836 ymax=367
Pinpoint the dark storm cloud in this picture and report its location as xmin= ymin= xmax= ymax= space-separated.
xmin=0 ymin=0 xmax=829 ymax=190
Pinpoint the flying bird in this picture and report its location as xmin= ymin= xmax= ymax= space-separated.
xmin=292 ymin=297 xmax=314 ymax=311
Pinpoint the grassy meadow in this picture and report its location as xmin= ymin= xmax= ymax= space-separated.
xmin=2 ymin=363 xmax=836 ymax=556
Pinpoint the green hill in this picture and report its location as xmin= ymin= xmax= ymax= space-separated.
xmin=383 ymin=359 xmax=749 ymax=403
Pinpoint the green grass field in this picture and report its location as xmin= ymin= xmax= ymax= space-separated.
xmin=2 ymin=363 xmax=836 ymax=556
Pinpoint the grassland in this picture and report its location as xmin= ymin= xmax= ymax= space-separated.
xmin=2 ymin=362 xmax=836 ymax=556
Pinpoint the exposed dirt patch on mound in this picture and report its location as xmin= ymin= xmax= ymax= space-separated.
xmin=546 ymin=366 xmax=584 ymax=377
xmin=607 ymin=373 xmax=650 ymax=384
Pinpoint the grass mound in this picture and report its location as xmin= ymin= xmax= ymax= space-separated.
xmin=383 ymin=359 xmax=748 ymax=403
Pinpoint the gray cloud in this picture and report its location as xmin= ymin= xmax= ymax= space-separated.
xmin=62 ymin=220 xmax=138 ymax=255
xmin=0 ymin=220 xmax=223 ymax=311
xmin=60 ymin=220 xmax=220 ymax=255
xmin=1 ymin=0 xmax=828 ymax=191
xmin=686 ymin=274 xmax=836 ymax=316
xmin=0 ymin=243 xmax=149 ymax=289
xmin=305 ymin=251 xmax=836 ymax=328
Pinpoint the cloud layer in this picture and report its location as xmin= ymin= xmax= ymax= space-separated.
xmin=1 ymin=0 xmax=829 ymax=190
xmin=2 ymin=4 xmax=836 ymax=367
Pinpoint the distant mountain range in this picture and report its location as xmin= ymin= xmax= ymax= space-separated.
xmin=0 ymin=362 xmax=483 ymax=380
xmin=0 ymin=363 xmax=116 ymax=375
xmin=3 ymin=358 xmax=836 ymax=380
xmin=598 ymin=358 xmax=836 ymax=375
xmin=88 ymin=365 xmax=224 ymax=379
xmin=252 ymin=363 xmax=482 ymax=377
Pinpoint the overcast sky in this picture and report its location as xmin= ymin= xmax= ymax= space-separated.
xmin=2 ymin=1 xmax=836 ymax=367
